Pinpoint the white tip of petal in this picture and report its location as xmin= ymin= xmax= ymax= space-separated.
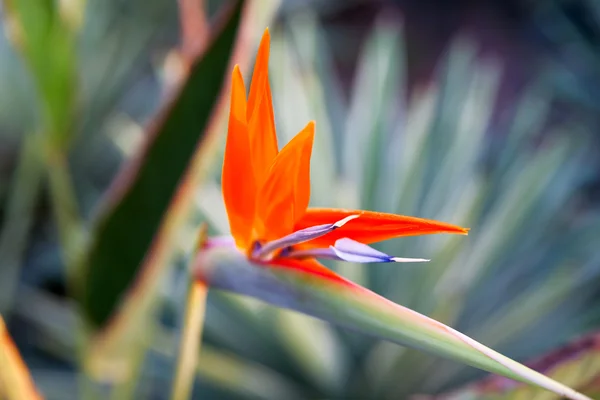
xmin=390 ymin=257 xmax=430 ymax=263
xmin=334 ymin=214 xmax=360 ymax=228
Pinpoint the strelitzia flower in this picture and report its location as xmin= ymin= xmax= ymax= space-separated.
xmin=216 ymin=28 xmax=468 ymax=277
xmin=194 ymin=27 xmax=592 ymax=400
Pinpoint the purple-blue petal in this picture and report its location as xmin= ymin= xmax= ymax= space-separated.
xmin=284 ymin=238 xmax=429 ymax=264
xmin=252 ymin=215 xmax=359 ymax=260
xmin=332 ymin=238 xmax=430 ymax=263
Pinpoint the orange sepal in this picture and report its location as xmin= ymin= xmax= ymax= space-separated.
xmin=254 ymin=121 xmax=315 ymax=242
xmin=222 ymin=66 xmax=255 ymax=250
xmin=295 ymin=208 xmax=469 ymax=248
xmin=269 ymin=257 xmax=349 ymax=284
xmin=247 ymin=28 xmax=278 ymax=184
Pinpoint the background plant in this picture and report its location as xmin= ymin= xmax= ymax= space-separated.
xmin=0 ymin=0 xmax=599 ymax=399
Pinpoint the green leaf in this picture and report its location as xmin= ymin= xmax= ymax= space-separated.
xmin=442 ymin=331 xmax=600 ymax=399
xmin=0 ymin=134 xmax=44 ymax=313
xmin=3 ymin=0 xmax=77 ymax=147
xmin=194 ymin=246 xmax=591 ymax=400
xmin=152 ymin=329 xmax=305 ymax=400
xmin=80 ymin=0 xmax=245 ymax=328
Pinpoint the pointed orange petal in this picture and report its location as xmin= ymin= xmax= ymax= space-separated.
xmin=222 ymin=66 xmax=255 ymax=250
xmin=0 ymin=317 xmax=43 ymax=400
xmin=247 ymin=28 xmax=273 ymax=121
xmin=254 ymin=121 xmax=315 ymax=242
xmin=248 ymin=82 xmax=278 ymax=184
xmin=270 ymin=257 xmax=348 ymax=284
xmin=294 ymin=208 xmax=469 ymax=248
xmin=247 ymin=28 xmax=278 ymax=183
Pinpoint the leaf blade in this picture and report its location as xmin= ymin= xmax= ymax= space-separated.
xmin=81 ymin=0 xmax=245 ymax=328
xmin=193 ymin=247 xmax=590 ymax=400
xmin=441 ymin=331 xmax=600 ymax=399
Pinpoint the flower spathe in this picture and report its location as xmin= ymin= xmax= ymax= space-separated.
xmin=219 ymin=28 xmax=468 ymax=271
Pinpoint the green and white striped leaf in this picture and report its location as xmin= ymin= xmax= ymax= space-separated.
xmin=193 ymin=246 xmax=591 ymax=400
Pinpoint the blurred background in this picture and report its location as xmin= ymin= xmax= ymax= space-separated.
xmin=1 ymin=0 xmax=600 ymax=398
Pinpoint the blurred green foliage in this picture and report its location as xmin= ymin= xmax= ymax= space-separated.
xmin=82 ymin=0 xmax=243 ymax=330
xmin=192 ymin=10 xmax=600 ymax=398
xmin=0 ymin=0 xmax=600 ymax=399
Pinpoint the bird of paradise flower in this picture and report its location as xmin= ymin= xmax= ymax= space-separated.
xmin=214 ymin=28 xmax=468 ymax=275
xmin=195 ymin=28 xmax=590 ymax=400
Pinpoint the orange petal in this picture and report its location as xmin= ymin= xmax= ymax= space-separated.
xmin=294 ymin=208 xmax=469 ymax=248
xmin=270 ymin=257 xmax=348 ymax=284
xmin=0 ymin=316 xmax=43 ymax=400
xmin=247 ymin=28 xmax=278 ymax=184
xmin=254 ymin=121 xmax=315 ymax=242
xmin=222 ymin=66 xmax=255 ymax=250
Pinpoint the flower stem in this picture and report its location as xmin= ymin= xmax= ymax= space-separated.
xmin=170 ymin=225 xmax=209 ymax=400
xmin=171 ymin=281 xmax=208 ymax=400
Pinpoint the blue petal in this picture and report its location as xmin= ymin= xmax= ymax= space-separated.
xmin=285 ymin=238 xmax=429 ymax=264
xmin=332 ymin=238 xmax=430 ymax=263
xmin=252 ymin=215 xmax=359 ymax=260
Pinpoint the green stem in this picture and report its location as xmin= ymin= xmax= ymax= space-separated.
xmin=44 ymin=144 xmax=86 ymax=288
xmin=0 ymin=134 xmax=44 ymax=313
xmin=43 ymin=144 xmax=95 ymax=400
xmin=108 ymin=337 xmax=150 ymax=400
